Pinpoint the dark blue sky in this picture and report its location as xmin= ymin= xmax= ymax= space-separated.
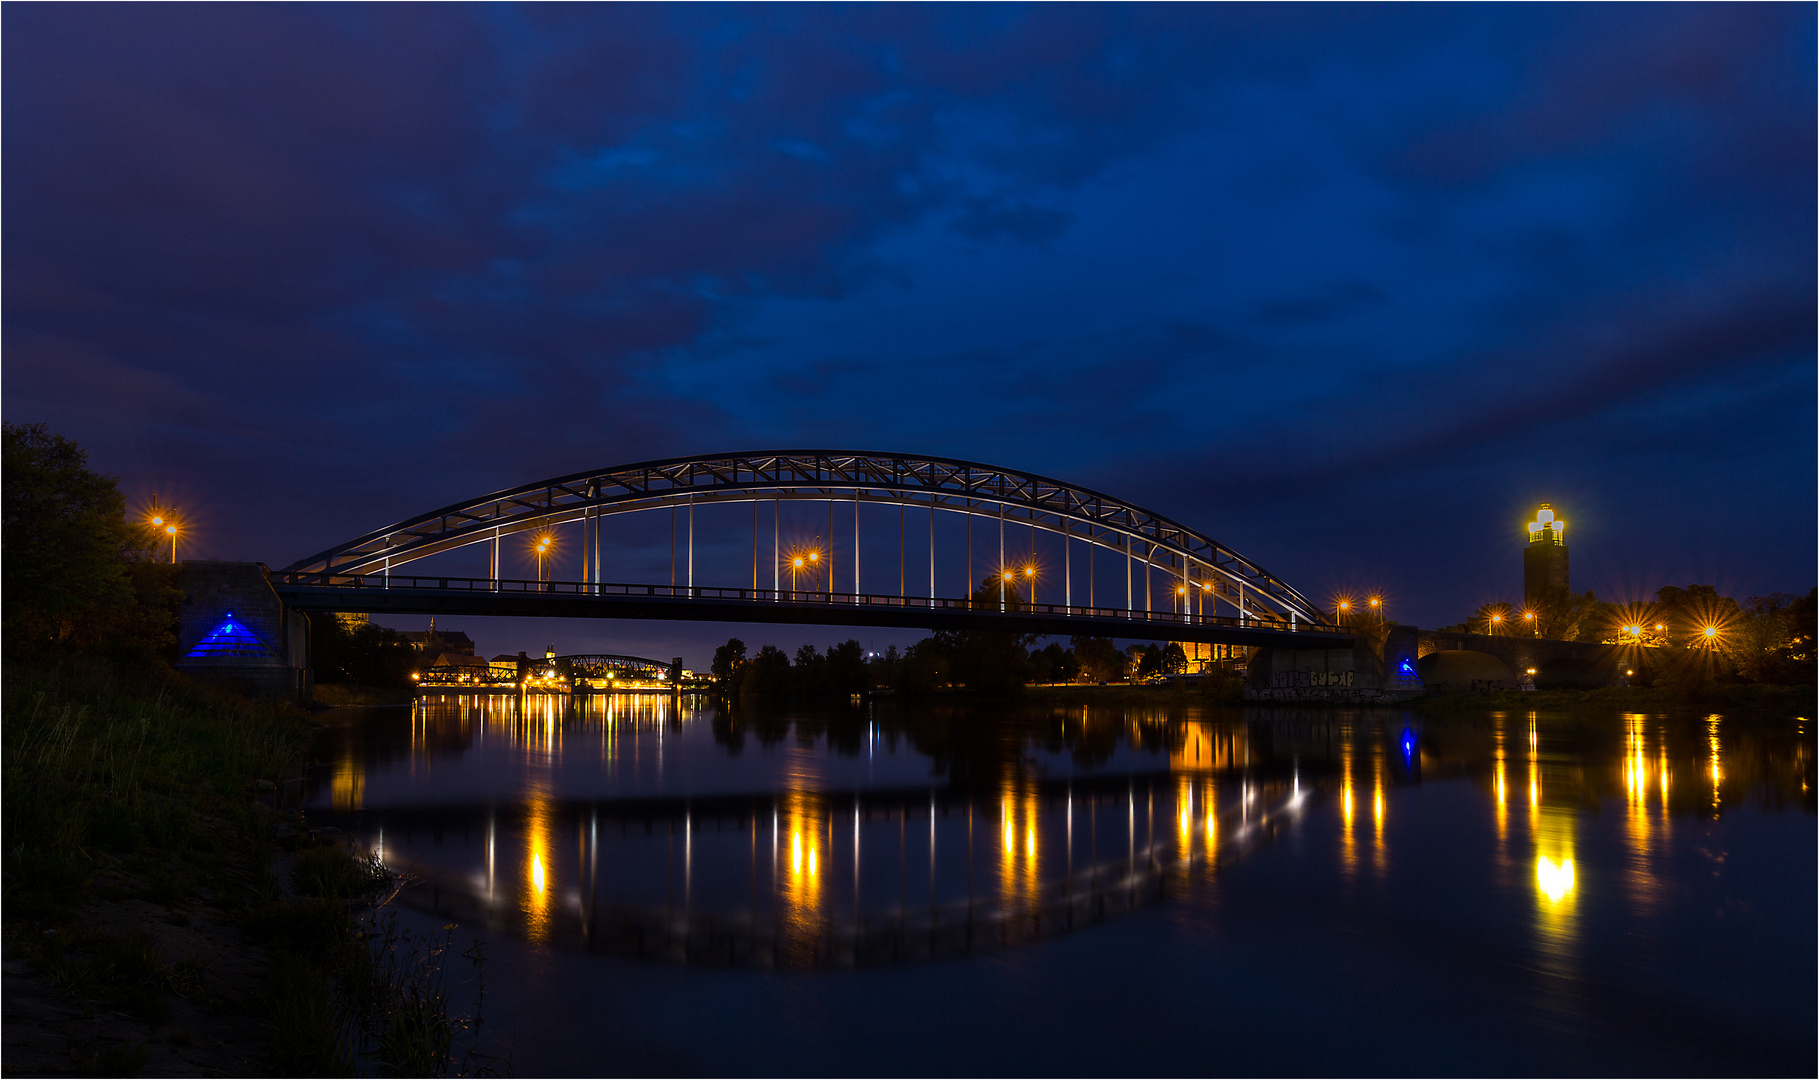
xmin=5 ymin=4 xmax=1813 ymax=664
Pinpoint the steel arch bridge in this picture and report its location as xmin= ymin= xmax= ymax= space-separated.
xmin=274 ymin=450 xmax=1347 ymax=647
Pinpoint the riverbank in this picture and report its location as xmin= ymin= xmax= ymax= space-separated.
xmin=1013 ymin=678 xmax=1811 ymax=716
xmin=1413 ymin=681 xmax=1814 ymax=717
xmin=1 ymin=658 xmax=479 ymax=1075
xmin=311 ymin=683 xmax=413 ymax=709
xmin=2 ymin=657 xmax=312 ymax=1073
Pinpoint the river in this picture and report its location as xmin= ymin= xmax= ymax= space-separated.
xmin=307 ymin=693 xmax=1814 ymax=1076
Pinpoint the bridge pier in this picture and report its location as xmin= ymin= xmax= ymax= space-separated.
xmin=175 ymin=561 xmax=312 ymax=704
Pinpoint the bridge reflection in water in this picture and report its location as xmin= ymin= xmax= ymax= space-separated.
xmin=312 ymin=696 xmax=1806 ymax=974
xmin=321 ymin=697 xmax=1319 ymax=968
xmin=355 ymin=775 xmax=1310 ymax=969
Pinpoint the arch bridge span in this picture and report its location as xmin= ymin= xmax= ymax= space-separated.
xmin=275 ymin=450 xmax=1348 ymax=647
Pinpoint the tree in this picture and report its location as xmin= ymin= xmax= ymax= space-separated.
xmin=1654 ymin=584 xmax=1744 ymax=649
xmin=934 ymin=626 xmax=1033 ymax=694
xmin=1529 ymin=585 xmax=1598 ymax=641
xmin=310 ymin=619 xmax=417 ymax=687
xmin=1468 ymin=602 xmax=1515 ymax=636
xmin=1029 ymin=641 xmax=1079 ymax=684
xmin=824 ymin=639 xmax=867 ymax=698
xmin=2 ymin=422 xmax=175 ymax=656
xmin=1071 ymin=636 xmax=1125 ymax=682
xmin=1735 ymin=590 xmax=1816 ymax=684
xmin=711 ymin=638 xmax=747 ymax=689
xmin=1159 ymin=642 xmax=1189 ymax=675
xmin=739 ymin=645 xmax=792 ymax=700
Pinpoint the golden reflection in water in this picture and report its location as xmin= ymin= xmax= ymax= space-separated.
xmin=331 ymin=742 xmax=364 ymax=811
xmin=1370 ymin=743 xmax=1386 ymax=878
xmin=1622 ymin=715 xmax=1661 ymax=913
xmin=1339 ymin=733 xmax=1356 ymax=878
xmin=998 ymin=779 xmax=1040 ymax=912
xmin=1531 ymin=802 xmax=1579 ymax=978
xmin=1204 ymin=778 xmax=1217 ymax=856
xmin=778 ymin=787 xmax=825 ymax=947
xmin=1707 ymin=714 xmax=1723 ymax=817
xmin=522 ymin=793 xmax=553 ymax=941
xmin=1177 ymin=776 xmax=1193 ymax=857
xmin=1492 ymin=713 xmax=1508 ymax=845
xmin=1527 ymin=713 xmax=1541 ymax=838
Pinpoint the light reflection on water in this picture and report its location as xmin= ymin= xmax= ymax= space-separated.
xmin=307 ymin=694 xmax=1812 ymax=988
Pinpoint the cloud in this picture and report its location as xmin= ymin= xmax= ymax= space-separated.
xmin=2 ymin=4 xmax=1811 ymax=612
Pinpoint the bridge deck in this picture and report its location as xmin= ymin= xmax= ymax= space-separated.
xmin=273 ymin=573 xmax=1355 ymax=648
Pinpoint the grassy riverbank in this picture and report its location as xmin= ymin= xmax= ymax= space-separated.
xmin=2 ymin=658 xmax=482 ymax=1075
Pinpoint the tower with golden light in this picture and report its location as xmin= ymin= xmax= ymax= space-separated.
xmin=1523 ymin=504 xmax=1569 ymax=605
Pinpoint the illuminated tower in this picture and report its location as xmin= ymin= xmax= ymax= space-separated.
xmin=1523 ymin=504 xmax=1569 ymax=603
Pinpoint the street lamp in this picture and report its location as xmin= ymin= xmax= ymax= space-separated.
xmin=1024 ymin=564 xmax=1038 ymax=605
xmin=1490 ymin=613 xmax=1503 ymax=634
xmin=1369 ymin=596 xmax=1383 ymax=624
xmin=1002 ymin=569 xmax=1014 ymax=610
xmin=535 ymin=537 xmax=551 ymax=582
xmin=145 ymin=496 xmax=181 ymax=563
xmin=1523 ymin=610 xmax=1538 ymax=638
xmin=792 ymin=556 xmax=805 ymax=597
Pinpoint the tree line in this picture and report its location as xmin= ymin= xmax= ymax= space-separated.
xmin=2 ymin=423 xmax=180 ymax=658
xmin=708 ymin=576 xmax=1209 ymax=702
xmin=1439 ymin=582 xmax=1814 ymax=685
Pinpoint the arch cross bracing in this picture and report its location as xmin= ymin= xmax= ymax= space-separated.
xmin=559 ymin=654 xmax=673 ymax=680
xmin=282 ymin=450 xmax=1327 ymax=627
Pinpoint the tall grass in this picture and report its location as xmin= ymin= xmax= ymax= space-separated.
xmin=3 ymin=656 xmax=311 ymax=920
xmin=4 ymin=657 xmax=494 ymax=1075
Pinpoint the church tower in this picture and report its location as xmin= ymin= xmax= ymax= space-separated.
xmin=1523 ymin=503 xmax=1569 ymax=603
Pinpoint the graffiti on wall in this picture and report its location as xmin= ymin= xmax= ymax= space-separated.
xmin=1270 ymin=669 xmax=1354 ymax=689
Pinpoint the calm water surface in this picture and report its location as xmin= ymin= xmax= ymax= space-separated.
xmin=308 ymin=693 xmax=1815 ymax=1076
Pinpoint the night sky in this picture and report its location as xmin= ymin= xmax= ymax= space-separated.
xmin=6 ymin=4 xmax=1813 ymax=665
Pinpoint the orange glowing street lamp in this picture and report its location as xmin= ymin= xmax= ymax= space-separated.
xmin=1523 ymin=610 xmax=1538 ymax=637
xmin=1024 ymin=564 xmax=1038 ymax=605
xmin=145 ymin=495 xmax=181 ymax=563
xmin=531 ymin=533 xmax=555 ymax=582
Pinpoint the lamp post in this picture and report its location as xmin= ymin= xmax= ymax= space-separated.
xmin=792 ymin=556 xmax=804 ymax=598
xmin=146 ymin=496 xmax=180 ymax=563
xmin=1002 ymin=569 xmax=1014 ymax=611
xmin=1025 ymin=565 xmax=1038 ymax=606
xmin=1524 ymin=610 xmax=1538 ymax=638
xmin=1369 ymin=596 xmax=1383 ymax=626
xmin=536 ymin=538 xmax=551 ymax=582
xmin=1490 ymin=613 xmax=1503 ymax=635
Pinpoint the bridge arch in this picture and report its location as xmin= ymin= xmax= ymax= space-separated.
xmin=283 ymin=450 xmax=1326 ymax=626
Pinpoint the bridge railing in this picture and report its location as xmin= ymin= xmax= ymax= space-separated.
xmin=270 ymin=571 xmax=1344 ymax=634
